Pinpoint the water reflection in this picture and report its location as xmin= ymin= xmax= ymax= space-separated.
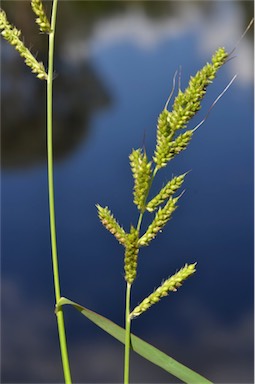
xmin=2 ymin=33 xmax=110 ymax=168
xmin=1 ymin=1 xmax=253 ymax=383
xmin=1 ymin=0 xmax=253 ymax=168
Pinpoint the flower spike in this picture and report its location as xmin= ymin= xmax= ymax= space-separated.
xmin=146 ymin=172 xmax=188 ymax=212
xmin=31 ymin=0 xmax=52 ymax=33
xmin=96 ymin=205 xmax=126 ymax=246
xmin=129 ymin=149 xmax=152 ymax=213
xmin=130 ymin=263 xmax=196 ymax=319
xmin=154 ymin=47 xmax=228 ymax=168
xmin=0 ymin=9 xmax=47 ymax=80
xmin=124 ymin=226 xmax=139 ymax=284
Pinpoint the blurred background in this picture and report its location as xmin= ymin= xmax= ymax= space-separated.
xmin=1 ymin=1 xmax=253 ymax=383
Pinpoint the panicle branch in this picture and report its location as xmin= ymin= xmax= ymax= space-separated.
xmin=130 ymin=263 xmax=196 ymax=319
xmin=129 ymin=149 xmax=152 ymax=213
xmin=0 ymin=9 xmax=47 ymax=80
xmin=146 ymin=172 xmax=187 ymax=212
xmin=153 ymin=47 xmax=228 ymax=168
xmin=31 ymin=0 xmax=51 ymax=33
xmin=96 ymin=205 xmax=127 ymax=246
xmin=139 ymin=195 xmax=181 ymax=247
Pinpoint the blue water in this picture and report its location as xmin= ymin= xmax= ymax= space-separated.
xmin=1 ymin=2 xmax=253 ymax=383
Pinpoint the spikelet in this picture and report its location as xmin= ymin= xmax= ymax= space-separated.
xmin=139 ymin=196 xmax=180 ymax=247
xmin=157 ymin=109 xmax=173 ymax=139
xmin=146 ymin=172 xmax=187 ymax=212
xmin=0 ymin=9 xmax=47 ymax=80
xmin=96 ymin=204 xmax=126 ymax=246
xmin=31 ymin=0 xmax=51 ymax=33
xmin=130 ymin=263 xmax=196 ymax=318
xmin=211 ymin=47 xmax=228 ymax=70
xmin=124 ymin=226 xmax=139 ymax=284
xmin=154 ymin=129 xmax=194 ymax=168
xmin=153 ymin=110 xmax=173 ymax=170
xmin=155 ymin=109 xmax=174 ymax=145
xmin=153 ymin=47 xmax=228 ymax=168
xmin=129 ymin=149 xmax=152 ymax=212
xmin=167 ymin=130 xmax=194 ymax=161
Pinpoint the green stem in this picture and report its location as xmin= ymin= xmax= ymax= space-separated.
xmin=137 ymin=213 xmax=143 ymax=232
xmin=47 ymin=1 xmax=72 ymax=383
xmin=124 ymin=282 xmax=132 ymax=384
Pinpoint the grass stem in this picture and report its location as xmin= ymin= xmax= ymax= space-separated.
xmin=47 ymin=1 xmax=72 ymax=382
xmin=124 ymin=283 xmax=132 ymax=384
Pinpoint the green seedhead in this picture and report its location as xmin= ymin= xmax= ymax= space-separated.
xmin=166 ymin=129 xmax=194 ymax=161
xmin=124 ymin=226 xmax=139 ymax=284
xmin=146 ymin=172 xmax=187 ymax=212
xmin=153 ymin=47 xmax=228 ymax=169
xmin=0 ymin=9 xmax=47 ymax=79
xmin=97 ymin=204 xmax=127 ymax=246
xmin=97 ymin=47 xmax=229 ymax=294
xmin=129 ymin=148 xmax=152 ymax=213
xmin=31 ymin=0 xmax=52 ymax=33
xmin=139 ymin=196 xmax=180 ymax=246
xmin=130 ymin=263 xmax=196 ymax=319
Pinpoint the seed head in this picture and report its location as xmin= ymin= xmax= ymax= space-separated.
xmin=96 ymin=204 xmax=126 ymax=246
xmin=0 ymin=9 xmax=47 ymax=80
xmin=124 ymin=226 xmax=139 ymax=284
xmin=31 ymin=0 xmax=51 ymax=33
xmin=146 ymin=172 xmax=187 ymax=212
xmin=153 ymin=47 xmax=228 ymax=168
xmin=129 ymin=149 xmax=152 ymax=212
xmin=139 ymin=196 xmax=180 ymax=247
xmin=154 ymin=130 xmax=193 ymax=168
xmin=130 ymin=263 xmax=196 ymax=318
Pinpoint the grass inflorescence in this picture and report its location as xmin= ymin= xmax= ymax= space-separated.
xmin=97 ymin=47 xmax=229 ymax=383
xmin=98 ymin=47 xmax=228 ymax=289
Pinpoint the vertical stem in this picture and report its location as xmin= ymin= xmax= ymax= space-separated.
xmin=137 ymin=213 xmax=143 ymax=232
xmin=47 ymin=1 xmax=72 ymax=383
xmin=124 ymin=282 xmax=132 ymax=384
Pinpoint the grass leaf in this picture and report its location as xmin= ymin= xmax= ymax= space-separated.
xmin=57 ymin=297 xmax=212 ymax=384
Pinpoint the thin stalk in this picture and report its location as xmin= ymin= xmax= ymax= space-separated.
xmin=124 ymin=283 xmax=132 ymax=384
xmin=137 ymin=213 xmax=143 ymax=232
xmin=47 ymin=1 xmax=72 ymax=383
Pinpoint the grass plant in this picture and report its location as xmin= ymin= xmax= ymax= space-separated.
xmin=1 ymin=1 xmax=252 ymax=383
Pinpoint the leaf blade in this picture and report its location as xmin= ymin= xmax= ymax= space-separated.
xmin=57 ymin=297 xmax=212 ymax=384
